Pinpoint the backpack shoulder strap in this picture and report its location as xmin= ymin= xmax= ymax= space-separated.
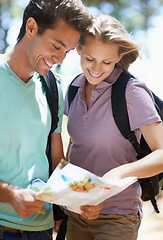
xmin=40 ymin=70 xmax=59 ymax=135
xmin=111 ymin=71 xmax=147 ymax=158
xmin=68 ymin=74 xmax=82 ymax=109
xmin=40 ymin=70 xmax=59 ymax=176
xmin=40 ymin=72 xmax=68 ymax=232
xmin=112 ymin=70 xmax=162 ymax=213
xmin=152 ymin=92 xmax=163 ymax=120
xmin=111 ymin=71 xmax=131 ymax=139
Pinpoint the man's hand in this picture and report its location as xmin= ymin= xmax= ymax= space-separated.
xmin=10 ymin=188 xmax=44 ymax=218
xmin=53 ymin=220 xmax=62 ymax=233
xmin=80 ymin=203 xmax=103 ymax=220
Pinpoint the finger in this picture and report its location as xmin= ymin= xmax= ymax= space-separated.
xmin=80 ymin=203 xmax=103 ymax=213
xmin=91 ymin=203 xmax=103 ymax=211
xmin=80 ymin=211 xmax=100 ymax=220
xmin=17 ymin=200 xmax=44 ymax=218
xmin=80 ymin=205 xmax=95 ymax=213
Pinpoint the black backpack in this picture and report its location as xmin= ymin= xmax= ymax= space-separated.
xmin=40 ymin=70 xmax=68 ymax=240
xmin=68 ymin=71 xmax=163 ymax=213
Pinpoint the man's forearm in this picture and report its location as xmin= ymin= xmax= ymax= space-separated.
xmin=0 ymin=180 xmax=44 ymax=218
xmin=0 ymin=180 xmax=17 ymax=204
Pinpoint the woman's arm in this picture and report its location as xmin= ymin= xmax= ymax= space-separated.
xmin=103 ymin=122 xmax=163 ymax=181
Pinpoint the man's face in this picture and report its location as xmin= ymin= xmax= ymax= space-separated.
xmin=27 ymin=18 xmax=81 ymax=76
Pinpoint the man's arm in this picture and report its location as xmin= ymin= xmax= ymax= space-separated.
xmin=50 ymin=80 xmax=65 ymax=170
xmin=51 ymin=132 xmax=65 ymax=170
xmin=0 ymin=180 xmax=44 ymax=218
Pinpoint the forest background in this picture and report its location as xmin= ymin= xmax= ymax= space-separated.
xmin=1 ymin=0 xmax=163 ymax=98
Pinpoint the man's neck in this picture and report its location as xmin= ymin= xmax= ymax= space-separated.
xmin=3 ymin=44 xmax=34 ymax=83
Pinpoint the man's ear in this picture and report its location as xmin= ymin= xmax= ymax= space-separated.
xmin=26 ymin=17 xmax=38 ymax=39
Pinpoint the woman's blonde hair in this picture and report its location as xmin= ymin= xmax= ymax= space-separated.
xmin=78 ymin=15 xmax=140 ymax=71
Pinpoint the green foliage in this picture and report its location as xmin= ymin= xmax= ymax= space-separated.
xmin=83 ymin=0 xmax=163 ymax=31
xmin=10 ymin=0 xmax=24 ymax=18
xmin=0 ymin=0 xmax=24 ymax=53
xmin=0 ymin=0 xmax=163 ymax=53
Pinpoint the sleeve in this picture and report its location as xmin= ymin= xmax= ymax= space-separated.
xmin=53 ymin=81 xmax=64 ymax=133
xmin=126 ymin=78 xmax=161 ymax=131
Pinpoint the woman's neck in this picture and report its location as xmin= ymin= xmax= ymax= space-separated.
xmin=85 ymin=81 xmax=97 ymax=107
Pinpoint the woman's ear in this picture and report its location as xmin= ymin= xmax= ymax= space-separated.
xmin=116 ymin=54 xmax=123 ymax=63
xmin=76 ymin=44 xmax=82 ymax=56
xmin=26 ymin=17 xmax=38 ymax=39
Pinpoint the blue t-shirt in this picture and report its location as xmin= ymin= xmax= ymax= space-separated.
xmin=0 ymin=54 xmax=64 ymax=230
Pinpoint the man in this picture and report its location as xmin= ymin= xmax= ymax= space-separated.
xmin=0 ymin=0 xmax=92 ymax=239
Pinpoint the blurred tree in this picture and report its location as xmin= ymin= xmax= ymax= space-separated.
xmin=83 ymin=0 xmax=163 ymax=32
xmin=0 ymin=0 xmax=10 ymax=52
xmin=0 ymin=0 xmax=25 ymax=53
xmin=0 ymin=0 xmax=163 ymax=53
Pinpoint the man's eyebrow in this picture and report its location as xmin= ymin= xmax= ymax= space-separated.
xmin=55 ymin=39 xmax=66 ymax=48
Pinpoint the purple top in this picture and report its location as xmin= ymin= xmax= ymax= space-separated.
xmin=64 ymin=67 xmax=161 ymax=218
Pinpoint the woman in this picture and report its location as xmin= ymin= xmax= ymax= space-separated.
xmin=64 ymin=15 xmax=163 ymax=240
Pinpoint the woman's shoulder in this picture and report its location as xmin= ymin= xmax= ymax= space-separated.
xmin=126 ymin=75 xmax=154 ymax=101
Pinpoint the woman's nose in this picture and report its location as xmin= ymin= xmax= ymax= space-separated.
xmin=92 ymin=62 xmax=101 ymax=73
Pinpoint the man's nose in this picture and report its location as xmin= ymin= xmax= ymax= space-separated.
xmin=55 ymin=52 xmax=66 ymax=65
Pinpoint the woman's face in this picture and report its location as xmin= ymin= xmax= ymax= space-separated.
xmin=78 ymin=36 xmax=122 ymax=88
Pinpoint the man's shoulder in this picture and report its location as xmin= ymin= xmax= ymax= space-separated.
xmin=0 ymin=54 xmax=6 ymax=70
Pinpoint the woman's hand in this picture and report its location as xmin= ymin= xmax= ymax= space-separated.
xmin=80 ymin=203 xmax=103 ymax=220
xmin=102 ymin=167 xmax=124 ymax=183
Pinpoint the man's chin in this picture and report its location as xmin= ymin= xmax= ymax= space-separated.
xmin=37 ymin=68 xmax=50 ymax=76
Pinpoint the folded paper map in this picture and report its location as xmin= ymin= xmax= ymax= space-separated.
xmin=30 ymin=159 xmax=137 ymax=214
